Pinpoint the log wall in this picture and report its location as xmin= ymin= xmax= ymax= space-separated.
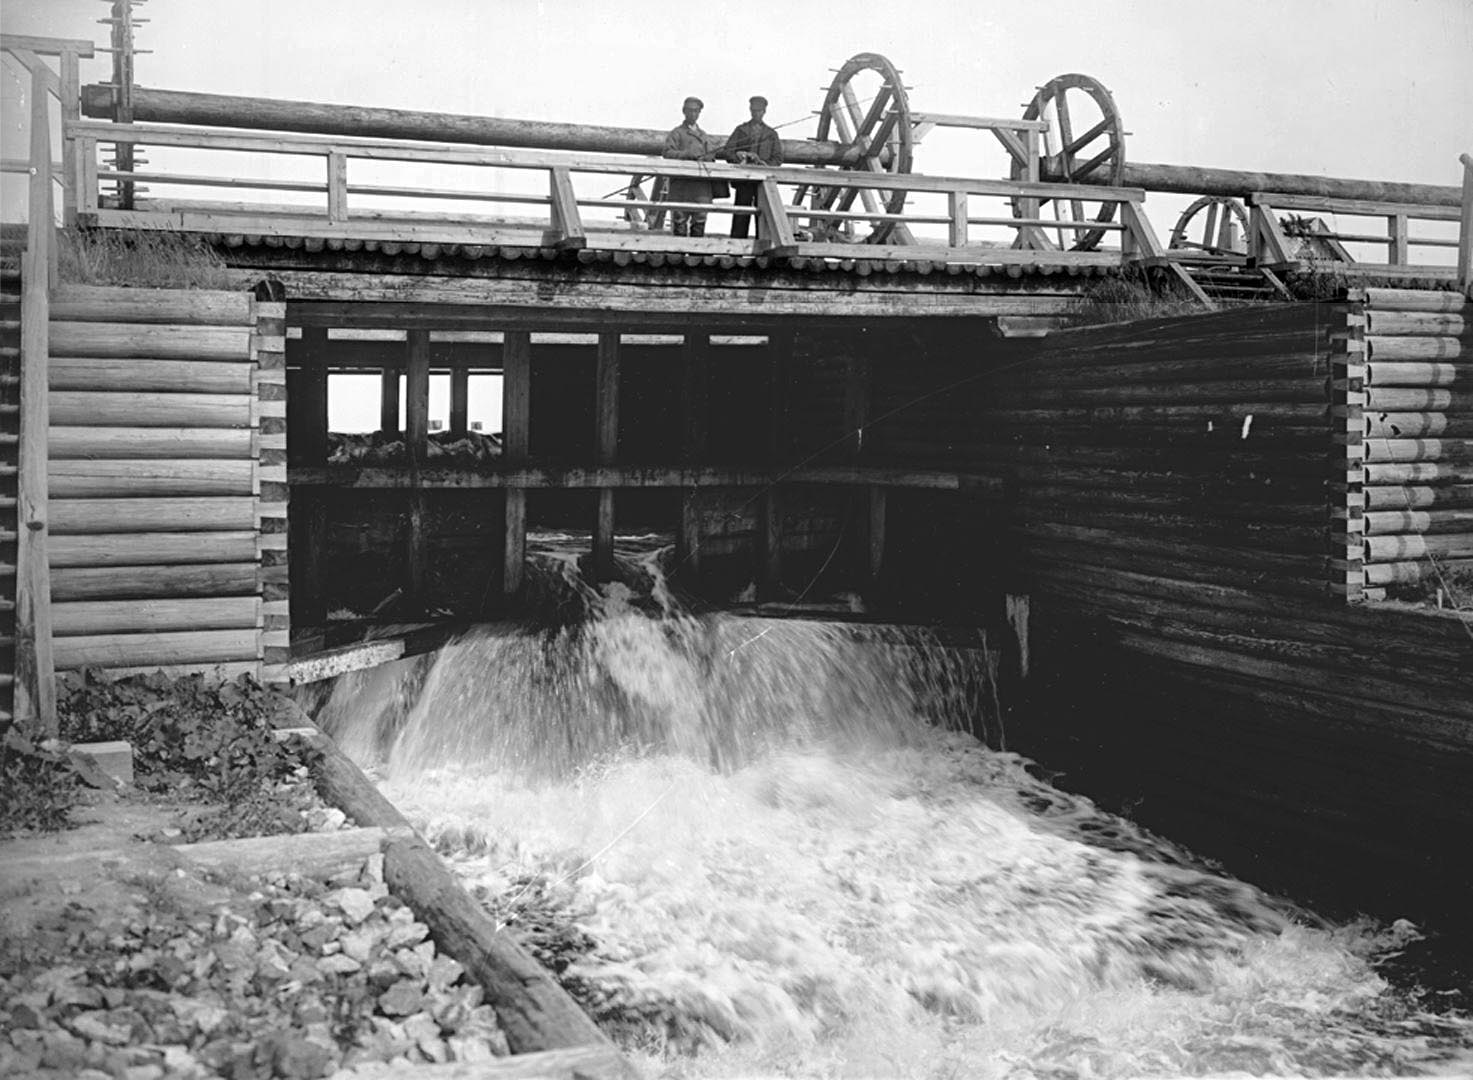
xmin=862 ymin=301 xmax=1473 ymax=924
xmin=1340 ymin=287 xmax=1473 ymax=600
xmin=45 ymin=286 xmax=287 ymax=682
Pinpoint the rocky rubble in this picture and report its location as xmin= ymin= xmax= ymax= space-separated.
xmin=0 ymin=854 xmax=510 ymax=1079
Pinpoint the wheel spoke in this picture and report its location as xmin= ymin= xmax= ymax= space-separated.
xmin=1202 ymin=203 xmax=1219 ymax=250
xmin=1063 ymin=115 xmax=1113 ymax=156
xmin=1072 ymin=142 xmax=1117 ymax=180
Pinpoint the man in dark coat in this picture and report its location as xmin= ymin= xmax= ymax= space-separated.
xmin=662 ymin=96 xmax=720 ymax=237
xmin=721 ymin=96 xmax=783 ymax=239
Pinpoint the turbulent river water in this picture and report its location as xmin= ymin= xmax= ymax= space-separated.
xmin=311 ymin=537 xmax=1473 ymax=1079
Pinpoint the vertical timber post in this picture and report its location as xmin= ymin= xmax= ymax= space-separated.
xmin=758 ymin=331 xmax=791 ymax=599
xmin=379 ymin=366 xmax=400 ymax=436
xmin=14 ymin=63 xmax=56 ymax=731
xmin=1330 ymin=301 xmax=1367 ymax=600
xmin=593 ymin=332 xmax=620 ymax=581
xmin=843 ymin=348 xmax=883 ymax=590
xmin=290 ymin=327 xmax=329 ymax=466
xmin=501 ymin=330 xmax=530 ymax=597
xmin=405 ymin=330 xmax=430 ymax=609
xmin=449 ymin=365 xmax=469 ymax=437
xmin=678 ymin=333 xmax=709 ymax=578
xmin=253 ymin=301 xmax=291 ymax=685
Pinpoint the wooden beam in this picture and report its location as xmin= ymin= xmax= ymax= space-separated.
xmin=405 ymin=330 xmax=431 ymax=462
xmin=449 ymin=366 xmax=469 ymax=436
xmin=867 ymin=486 xmax=887 ymax=584
xmin=502 ymin=330 xmax=530 ymax=596
xmin=548 ymin=165 xmax=586 ymax=250
xmin=15 ymin=65 xmax=57 ymax=732
xmin=1457 ymin=153 xmax=1472 ymax=293
xmin=677 ymin=334 xmax=709 ymax=577
xmin=592 ymin=332 xmax=619 ymax=581
xmin=379 ymin=365 xmax=400 ymax=434
xmin=326 ymin=150 xmax=347 ymax=224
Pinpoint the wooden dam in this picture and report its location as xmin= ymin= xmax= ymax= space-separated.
xmin=3 ymin=25 xmax=1473 ymax=991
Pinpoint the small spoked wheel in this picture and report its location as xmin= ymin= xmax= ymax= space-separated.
xmin=1169 ymin=195 xmax=1249 ymax=255
xmin=800 ymin=52 xmax=914 ymax=244
xmin=1010 ymin=73 xmax=1125 ymax=251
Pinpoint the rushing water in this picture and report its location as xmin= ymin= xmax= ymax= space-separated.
xmin=311 ymin=537 xmax=1473 ymax=1078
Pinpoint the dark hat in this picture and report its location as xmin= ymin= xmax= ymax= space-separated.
xmin=683 ymin=96 xmax=704 ymax=109
xmin=749 ymin=95 xmax=768 ymax=107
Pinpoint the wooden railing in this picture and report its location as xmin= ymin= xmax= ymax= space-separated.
xmin=1248 ymin=191 xmax=1463 ymax=280
xmin=67 ymin=119 xmax=1167 ymax=268
xmin=0 ymin=36 xmax=88 ymax=731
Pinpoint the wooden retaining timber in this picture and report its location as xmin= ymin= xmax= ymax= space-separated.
xmin=297 ymin=728 xmax=632 ymax=1070
xmin=1344 ymin=287 xmax=1473 ymax=596
xmin=41 ymin=286 xmax=289 ymax=681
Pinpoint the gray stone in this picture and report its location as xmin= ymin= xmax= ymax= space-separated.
xmin=384 ymin=921 xmax=429 ymax=950
xmin=377 ymin=981 xmax=425 ymax=1017
xmin=317 ymin=953 xmax=362 ymax=976
xmin=67 ymin=1010 xmax=131 ymax=1046
xmin=328 ymin=887 xmax=377 ymax=926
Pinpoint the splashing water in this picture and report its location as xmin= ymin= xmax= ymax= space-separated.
xmin=311 ymin=540 xmax=1473 ymax=1078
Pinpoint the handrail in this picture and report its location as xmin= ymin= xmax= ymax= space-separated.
xmin=70 ymin=119 xmax=1157 ymax=264
xmin=1248 ymin=190 xmax=1465 ymax=276
xmin=3 ymin=35 xmax=89 ymax=228
xmin=1458 ymin=153 xmax=1472 ymax=294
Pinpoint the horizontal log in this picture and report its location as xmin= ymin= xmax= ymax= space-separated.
xmin=52 ymin=629 xmax=260 ymax=670
xmin=50 ymin=391 xmax=253 ymax=429
xmin=52 ymin=597 xmax=260 ymax=637
xmin=80 ymin=83 xmax=849 ymax=167
xmin=1365 ymin=533 xmax=1473 ymax=561
xmin=49 ymin=497 xmax=258 ymax=535
xmin=1363 ymin=483 xmax=1473 ymax=509
xmin=1014 ymin=483 xmax=1323 ymax=523
xmin=1101 ymin=162 xmax=1462 ymax=206
xmin=50 ymin=286 xmax=254 ymax=326
xmin=1021 ymin=505 xmax=1322 ymax=555
xmin=1361 ymin=288 xmax=1470 ymax=313
xmin=173 ymin=826 xmax=405 ymax=879
xmin=1365 ymin=413 xmax=1473 ymax=439
xmin=50 ymin=426 xmax=254 ymax=459
xmin=50 ymin=357 xmax=256 ymax=394
xmin=50 ymin=532 xmax=259 ymax=568
xmin=973 ymin=352 xmax=1332 ymax=390
xmin=51 ymin=563 xmax=259 ymax=601
xmin=1364 ymin=462 xmax=1473 ymax=484
xmin=1364 ymin=311 xmax=1467 ymax=337
xmin=1017 ymin=521 xmax=1325 ymax=586
xmin=1364 ymin=508 xmax=1473 ymax=536
xmin=1094 ymin=625 xmax=1472 ymax=721
xmin=49 ymin=321 xmax=254 ymax=360
xmin=1033 ymin=587 xmax=1473 ymax=704
xmin=291 ymin=463 xmax=979 ymax=492
xmin=1364 ymin=388 xmax=1473 ymax=411
xmin=1362 ymin=438 xmax=1473 ymax=464
xmin=970 ymin=379 xmax=1325 ymax=407
xmin=1366 ymin=336 xmax=1466 ymax=361
xmin=1366 ymin=362 xmax=1473 ymax=387
xmin=1364 ymin=557 xmax=1473 ymax=586
xmin=50 ymin=459 xmax=256 ymax=498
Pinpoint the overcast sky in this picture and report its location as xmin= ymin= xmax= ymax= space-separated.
xmin=5 ymin=0 xmax=1470 ymax=186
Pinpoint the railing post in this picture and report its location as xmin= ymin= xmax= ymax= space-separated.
xmin=1388 ymin=212 xmax=1408 ymax=267
xmin=16 ymin=62 xmax=57 ymax=732
xmin=1458 ymin=153 xmax=1472 ymax=295
xmin=755 ymin=178 xmax=796 ymax=254
xmin=59 ymin=48 xmax=80 ymax=228
xmin=548 ymin=166 xmax=586 ymax=250
xmin=326 ymin=151 xmax=348 ymax=223
xmin=947 ymin=190 xmax=968 ymax=248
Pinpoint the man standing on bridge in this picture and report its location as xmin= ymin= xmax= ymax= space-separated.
xmin=722 ymin=95 xmax=783 ymax=239
xmin=662 ymin=96 xmax=724 ymax=237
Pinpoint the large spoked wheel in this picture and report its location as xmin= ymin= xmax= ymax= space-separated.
xmin=799 ymin=52 xmax=914 ymax=244
xmin=1010 ymin=73 xmax=1125 ymax=251
xmin=1169 ymin=195 xmax=1249 ymax=255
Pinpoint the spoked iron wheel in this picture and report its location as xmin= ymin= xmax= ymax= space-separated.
xmin=798 ymin=52 xmax=914 ymax=244
xmin=1169 ymin=195 xmax=1249 ymax=255
xmin=1010 ymin=73 xmax=1125 ymax=251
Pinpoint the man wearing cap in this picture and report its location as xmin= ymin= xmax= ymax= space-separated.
xmin=722 ymin=96 xmax=784 ymax=239
xmin=662 ymin=96 xmax=721 ymax=237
